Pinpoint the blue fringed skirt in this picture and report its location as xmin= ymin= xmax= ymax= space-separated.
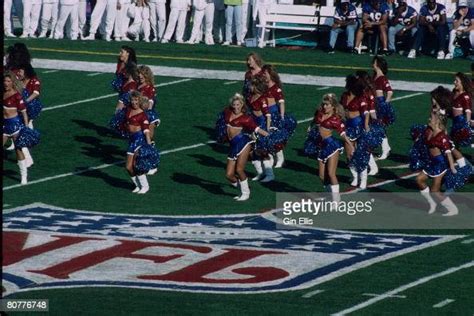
xmin=228 ymin=133 xmax=254 ymax=161
xmin=376 ymin=96 xmax=396 ymax=126
xmin=127 ymin=131 xmax=146 ymax=155
xmin=22 ymin=90 xmax=43 ymax=120
xmin=318 ymin=136 xmax=343 ymax=163
xmin=3 ymin=116 xmax=24 ymax=136
xmin=422 ymin=154 xmax=448 ymax=177
xmin=346 ymin=116 xmax=364 ymax=141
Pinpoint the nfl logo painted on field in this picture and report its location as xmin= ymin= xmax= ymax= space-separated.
xmin=3 ymin=203 xmax=461 ymax=295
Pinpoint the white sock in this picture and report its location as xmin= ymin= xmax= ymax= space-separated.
xmin=359 ymin=169 xmax=368 ymax=189
xmin=420 ymin=187 xmax=437 ymax=214
xmin=131 ymin=176 xmax=140 ymax=192
xmin=137 ymin=175 xmax=149 ymax=193
xmin=330 ymin=184 xmax=340 ymax=203
xmin=252 ymin=160 xmax=263 ymax=175
xmin=350 ymin=167 xmax=358 ymax=186
xmin=440 ymin=197 xmax=459 ymax=216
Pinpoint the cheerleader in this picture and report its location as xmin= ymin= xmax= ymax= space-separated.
xmin=450 ymin=72 xmax=472 ymax=159
xmin=111 ymin=46 xmax=137 ymax=93
xmin=5 ymin=43 xmax=32 ymax=72
xmin=248 ymin=76 xmax=275 ymax=182
xmin=372 ymin=56 xmax=394 ymax=160
xmin=340 ymin=75 xmax=370 ymax=189
xmin=17 ymin=64 xmax=43 ymax=129
xmin=116 ymin=63 xmax=138 ymax=111
xmin=307 ymin=94 xmax=354 ymax=202
xmin=3 ymin=72 xmax=30 ymax=184
xmin=124 ymin=91 xmax=154 ymax=194
xmin=138 ymin=65 xmax=160 ymax=139
xmin=262 ymin=64 xmax=286 ymax=168
xmin=223 ymin=93 xmax=269 ymax=201
xmin=243 ymin=52 xmax=264 ymax=105
xmin=415 ymin=112 xmax=460 ymax=216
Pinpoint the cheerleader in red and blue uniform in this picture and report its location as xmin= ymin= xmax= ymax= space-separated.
xmin=414 ymin=113 xmax=463 ymax=216
xmin=372 ymin=56 xmax=395 ymax=160
xmin=261 ymin=64 xmax=297 ymax=169
xmin=3 ymin=71 xmax=40 ymax=185
xmin=243 ymin=52 xmax=264 ymax=105
xmin=111 ymin=46 xmax=137 ymax=93
xmin=122 ymin=91 xmax=159 ymax=194
xmin=248 ymin=76 xmax=275 ymax=183
xmin=116 ymin=64 xmax=138 ymax=112
xmin=306 ymin=93 xmax=354 ymax=200
xmin=340 ymin=75 xmax=370 ymax=189
xmin=222 ymin=93 xmax=269 ymax=201
xmin=450 ymin=72 xmax=472 ymax=158
xmin=17 ymin=64 xmax=42 ymax=129
xmin=138 ymin=65 xmax=160 ymax=137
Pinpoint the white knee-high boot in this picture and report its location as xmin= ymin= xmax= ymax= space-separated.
xmin=274 ymin=150 xmax=285 ymax=168
xmin=131 ymin=176 xmax=141 ymax=193
xmin=368 ymin=154 xmax=378 ymax=175
xmin=22 ymin=147 xmax=34 ymax=167
xmin=235 ymin=179 xmax=250 ymax=201
xmin=251 ymin=160 xmax=264 ymax=181
xmin=330 ymin=184 xmax=340 ymax=202
xmin=137 ymin=174 xmax=149 ymax=194
xmin=378 ymin=137 xmax=391 ymax=160
xmin=18 ymin=160 xmax=28 ymax=184
xmin=260 ymin=156 xmax=275 ymax=183
xmin=350 ymin=167 xmax=358 ymax=187
xmin=456 ymin=157 xmax=466 ymax=168
xmin=420 ymin=187 xmax=437 ymax=214
xmin=440 ymin=197 xmax=459 ymax=216
xmin=359 ymin=169 xmax=368 ymax=189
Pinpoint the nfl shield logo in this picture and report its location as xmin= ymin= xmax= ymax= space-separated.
xmin=3 ymin=203 xmax=461 ymax=295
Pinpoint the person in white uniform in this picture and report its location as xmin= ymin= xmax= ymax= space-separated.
xmin=161 ymin=0 xmax=191 ymax=43
xmin=127 ymin=0 xmax=151 ymax=41
xmin=187 ymin=0 xmax=214 ymax=44
xmin=213 ymin=0 xmax=225 ymax=43
xmin=83 ymin=0 xmax=118 ymax=40
xmin=149 ymin=0 xmax=167 ymax=41
xmin=21 ymin=0 xmax=43 ymax=37
xmin=38 ymin=0 xmax=59 ymax=38
xmin=53 ymin=0 xmax=79 ymax=39
xmin=114 ymin=0 xmax=132 ymax=40
xmin=4 ymin=0 xmax=17 ymax=37
xmin=77 ymin=0 xmax=87 ymax=38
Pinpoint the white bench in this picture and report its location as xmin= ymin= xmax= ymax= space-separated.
xmin=257 ymin=4 xmax=337 ymax=47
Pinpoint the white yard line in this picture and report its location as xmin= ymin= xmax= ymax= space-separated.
xmin=223 ymin=81 xmax=238 ymax=85
xmin=86 ymin=72 xmax=105 ymax=77
xmin=317 ymin=87 xmax=331 ymax=90
xmin=432 ymin=299 xmax=455 ymax=308
xmin=302 ymin=289 xmax=325 ymax=298
xmin=3 ymin=140 xmax=217 ymax=191
xmin=461 ymin=238 xmax=474 ymax=244
xmin=32 ymin=59 xmax=446 ymax=93
xmin=42 ymin=70 xmax=60 ymax=74
xmin=332 ymin=261 xmax=474 ymax=315
xmin=362 ymin=293 xmax=406 ymax=298
xmin=43 ymin=78 xmax=192 ymax=112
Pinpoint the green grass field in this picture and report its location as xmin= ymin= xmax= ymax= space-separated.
xmin=3 ymin=39 xmax=474 ymax=315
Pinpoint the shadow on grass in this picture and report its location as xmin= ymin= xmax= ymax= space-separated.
xmin=77 ymin=169 xmax=132 ymax=191
xmin=171 ymin=172 xmax=234 ymax=196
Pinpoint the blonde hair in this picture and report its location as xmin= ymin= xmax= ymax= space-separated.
xmin=138 ymin=65 xmax=155 ymax=86
xmin=3 ymin=70 xmax=24 ymax=93
xmin=229 ymin=93 xmax=247 ymax=113
xmin=139 ymin=95 xmax=150 ymax=110
xmin=321 ymin=93 xmax=344 ymax=118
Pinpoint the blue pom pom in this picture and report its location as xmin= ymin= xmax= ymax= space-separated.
xmin=109 ymin=109 xmax=129 ymax=138
xmin=256 ymin=128 xmax=289 ymax=154
xmin=359 ymin=122 xmax=384 ymax=150
xmin=119 ymin=92 xmax=131 ymax=107
xmin=111 ymin=74 xmax=124 ymax=92
xmin=408 ymin=139 xmax=430 ymax=171
xmin=22 ymin=89 xmax=43 ymax=120
xmin=134 ymin=143 xmax=161 ymax=175
xmin=349 ymin=142 xmax=370 ymax=173
xmin=15 ymin=127 xmax=40 ymax=148
xmin=281 ymin=113 xmax=297 ymax=136
xmin=444 ymin=164 xmax=471 ymax=190
xmin=303 ymin=128 xmax=321 ymax=159
xmin=215 ymin=112 xmax=228 ymax=143
xmin=410 ymin=124 xmax=428 ymax=141
xmin=376 ymin=97 xmax=396 ymax=126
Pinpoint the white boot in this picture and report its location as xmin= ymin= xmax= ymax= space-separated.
xmin=359 ymin=169 xmax=368 ymax=189
xmin=260 ymin=157 xmax=275 ymax=183
xmin=251 ymin=160 xmax=264 ymax=181
xmin=330 ymin=184 xmax=340 ymax=210
xmin=147 ymin=168 xmax=158 ymax=175
xmin=274 ymin=151 xmax=285 ymax=168
xmin=6 ymin=140 xmax=15 ymax=151
xmin=28 ymin=120 xmax=34 ymax=129
xmin=231 ymin=181 xmax=239 ymax=188
xmin=378 ymin=138 xmax=391 ymax=160
xmin=368 ymin=154 xmax=379 ymax=175
xmin=236 ymin=179 xmax=250 ymax=201
xmin=456 ymin=158 xmax=466 ymax=168
xmin=18 ymin=160 xmax=28 ymax=185
xmin=350 ymin=167 xmax=358 ymax=187
xmin=420 ymin=187 xmax=437 ymax=214
xmin=441 ymin=197 xmax=459 ymax=216
xmin=137 ymin=175 xmax=149 ymax=194
xmin=131 ymin=176 xmax=141 ymax=193
xmin=22 ymin=147 xmax=34 ymax=167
